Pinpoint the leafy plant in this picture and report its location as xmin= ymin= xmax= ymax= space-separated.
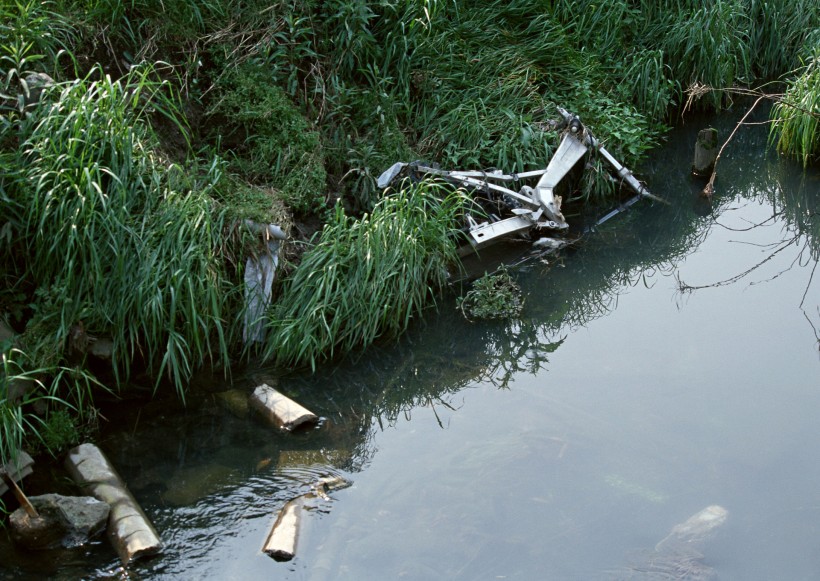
xmin=655 ymin=0 xmax=752 ymax=109
xmin=207 ymin=62 xmax=327 ymax=216
xmin=458 ymin=267 xmax=524 ymax=320
xmin=38 ymin=408 xmax=80 ymax=457
xmin=0 ymin=0 xmax=75 ymax=88
xmin=748 ymin=0 xmax=820 ymax=79
xmin=618 ymin=49 xmax=675 ymax=122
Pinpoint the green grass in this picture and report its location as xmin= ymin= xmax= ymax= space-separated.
xmin=206 ymin=63 xmax=327 ymax=216
xmin=262 ymin=179 xmax=470 ymax=370
xmin=0 ymin=343 xmax=103 ymax=465
xmin=4 ymin=64 xmax=238 ymax=398
xmin=771 ymin=39 xmax=820 ymax=166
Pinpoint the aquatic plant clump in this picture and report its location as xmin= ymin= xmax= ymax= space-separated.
xmin=458 ymin=268 xmax=525 ymax=321
xmin=263 ymin=180 xmax=470 ymax=370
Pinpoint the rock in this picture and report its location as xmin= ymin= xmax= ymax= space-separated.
xmin=6 ymin=376 xmax=34 ymax=405
xmin=277 ymin=449 xmax=350 ymax=470
xmin=9 ymin=494 xmax=109 ymax=550
xmin=692 ymin=128 xmax=718 ymax=177
xmin=0 ymin=318 xmax=34 ymax=405
xmin=0 ymin=451 xmax=34 ymax=496
xmin=0 ymin=316 xmax=14 ymax=343
xmin=89 ymin=337 xmax=114 ymax=360
xmin=655 ymin=505 xmax=728 ymax=552
xmin=614 ymin=505 xmax=728 ymax=580
xmin=160 ymin=463 xmax=237 ymax=506
xmin=21 ymin=72 xmax=55 ymax=108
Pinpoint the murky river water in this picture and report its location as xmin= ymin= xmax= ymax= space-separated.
xmin=2 ymin=107 xmax=818 ymax=580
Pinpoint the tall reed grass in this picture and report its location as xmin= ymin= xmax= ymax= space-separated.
xmin=771 ymin=40 xmax=820 ymax=166
xmin=262 ymin=179 xmax=469 ymax=370
xmin=0 ymin=0 xmax=75 ymax=86
xmin=5 ymin=64 xmax=237 ymax=398
xmin=0 ymin=344 xmax=103 ymax=465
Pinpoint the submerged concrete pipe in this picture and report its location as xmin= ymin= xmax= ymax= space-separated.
xmin=250 ymin=384 xmax=319 ymax=431
xmin=65 ymin=443 xmax=162 ymax=565
xmin=692 ymin=128 xmax=719 ymax=177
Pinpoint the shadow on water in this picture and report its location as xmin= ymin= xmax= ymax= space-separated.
xmin=2 ymin=103 xmax=818 ymax=579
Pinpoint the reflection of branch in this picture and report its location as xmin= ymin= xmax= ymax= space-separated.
xmin=801 ymin=254 xmax=818 ymax=309
xmin=803 ymin=308 xmax=820 ymax=356
xmin=676 ymin=234 xmax=801 ymax=292
xmin=712 ymin=211 xmax=784 ymax=232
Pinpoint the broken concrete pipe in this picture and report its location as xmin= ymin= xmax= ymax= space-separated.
xmin=692 ymin=128 xmax=718 ymax=177
xmin=65 ymin=443 xmax=162 ymax=565
xmin=249 ymin=384 xmax=319 ymax=431
xmin=263 ymin=495 xmax=304 ymax=561
xmin=263 ymin=475 xmax=352 ymax=561
xmin=243 ymin=222 xmax=286 ymax=344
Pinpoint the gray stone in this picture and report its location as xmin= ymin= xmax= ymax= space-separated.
xmin=0 ymin=451 xmax=34 ymax=496
xmin=89 ymin=337 xmax=114 ymax=360
xmin=0 ymin=316 xmax=14 ymax=343
xmin=692 ymin=127 xmax=719 ymax=177
xmin=21 ymin=72 xmax=55 ymax=107
xmin=9 ymin=494 xmax=109 ymax=550
xmin=214 ymin=389 xmax=250 ymax=418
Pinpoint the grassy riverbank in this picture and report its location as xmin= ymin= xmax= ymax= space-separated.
xmin=1 ymin=0 xmax=818 ymax=464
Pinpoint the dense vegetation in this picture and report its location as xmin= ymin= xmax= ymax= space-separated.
xmin=1 ymin=0 xmax=818 ymax=464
